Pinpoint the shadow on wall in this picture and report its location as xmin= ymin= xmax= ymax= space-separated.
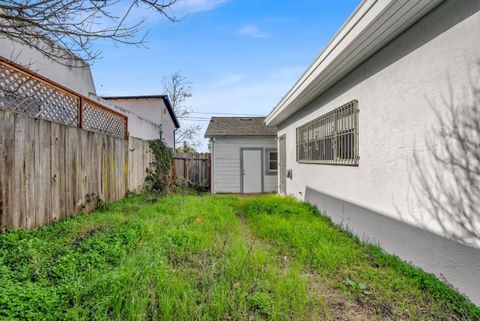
xmin=408 ymin=63 xmax=480 ymax=247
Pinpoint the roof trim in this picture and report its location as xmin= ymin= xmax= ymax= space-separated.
xmin=161 ymin=96 xmax=180 ymax=129
xmin=265 ymin=0 xmax=444 ymax=126
xmin=205 ymin=133 xmax=277 ymax=138
xmin=102 ymin=95 xmax=166 ymax=100
xmin=103 ymin=95 xmax=180 ymax=129
xmin=204 ymin=116 xmax=276 ymax=138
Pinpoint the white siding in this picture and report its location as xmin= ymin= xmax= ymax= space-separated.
xmin=212 ymin=137 xmax=277 ymax=193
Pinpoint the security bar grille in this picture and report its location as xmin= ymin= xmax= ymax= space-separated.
xmin=296 ymin=100 xmax=359 ymax=165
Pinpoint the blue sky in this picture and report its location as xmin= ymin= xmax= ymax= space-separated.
xmin=91 ymin=0 xmax=361 ymax=151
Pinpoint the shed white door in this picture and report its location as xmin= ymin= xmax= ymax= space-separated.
xmin=242 ymin=150 xmax=262 ymax=193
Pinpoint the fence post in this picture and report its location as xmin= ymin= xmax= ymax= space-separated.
xmin=172 ymin=157 xmax=176 ymax=178
xmin=124 ymin=117 xmax=129 ymax=139
xmin=208 ymin=154 xmax=212 ymax=189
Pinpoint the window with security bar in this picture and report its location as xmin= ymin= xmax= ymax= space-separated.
xmin=296 ymin=100 xmax=359 ymax=165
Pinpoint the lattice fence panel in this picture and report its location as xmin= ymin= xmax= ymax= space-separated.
xmin=0 ymin=63 xmax=79 ymax=126
xmin=83 ymin=101 xmax=126 ymax=138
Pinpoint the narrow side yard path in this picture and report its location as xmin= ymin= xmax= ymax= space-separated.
xmin=236 ymin=211 xmax=375 ymax=321
xmin=0 ymin=194 xmax=478 ymax=321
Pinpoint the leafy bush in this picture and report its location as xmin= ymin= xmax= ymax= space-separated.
xmin=144 ymin=139 xmax=174 ymax=194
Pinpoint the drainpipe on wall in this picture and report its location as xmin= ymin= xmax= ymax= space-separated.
xmin=173 ymin=129 xmax=176 ymax=152
xmin=211 ymin=138 xmax=215 ymax=194
xmin=159 ymin=124 xmax=163 ymax=141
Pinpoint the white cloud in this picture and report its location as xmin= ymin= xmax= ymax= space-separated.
xmin=216 ymin=72 xmax=248 ymax=86
xmin=237 ymin=24 xmax=269 ymax=38
xmin=171 ymin=0 xmax=229 ymax=15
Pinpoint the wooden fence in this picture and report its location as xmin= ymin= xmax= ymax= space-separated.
xmin=0 ymin=109 xmax=152 ymax=231
xmin=173 ymin=152 xmax=211 ymax=189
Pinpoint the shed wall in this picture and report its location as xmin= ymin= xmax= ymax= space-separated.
xmin=212 ymin=137 xmax=277 ymax=193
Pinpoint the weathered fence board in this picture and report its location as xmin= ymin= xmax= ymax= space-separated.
xmin=173 ymin=152 xmax=211 ymax=189
xmin=0 ymin=109 xmax=154 ymax=231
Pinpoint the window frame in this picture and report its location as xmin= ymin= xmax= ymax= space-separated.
xmin=265 ymin=148 xmax=278 ymax=175
xmin=296 ymin=100 xmax=359 ymax=166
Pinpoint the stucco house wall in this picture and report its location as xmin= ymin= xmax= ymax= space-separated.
xmin=162 ymin=109 xmax=177 ymax=148
xmin=103 ymin=97 xmax=178 ymax=148
xmin=274 ymin=0 xmax=480 ymax=304
xmin=0 ymin=37 xmax=96 ymax=97
xmin=211 ymin=137 xmax=277 ymax=194
xmin=109 ymin=98 xmax=163 ymax=124
xmin=84 ymin=96 xmax=161 ymax=141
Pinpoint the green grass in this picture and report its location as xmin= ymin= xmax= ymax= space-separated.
xmin=0 ymin=194 xmax=478 ymax=320
xmin=242 ymin=195 xmax=480 ymax=320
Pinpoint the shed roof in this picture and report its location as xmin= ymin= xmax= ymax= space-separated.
xmin=204 ymin=117 xmax=276 ymax=138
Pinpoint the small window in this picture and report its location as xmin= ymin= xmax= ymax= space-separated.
xmin=296 ymin=100 xmax=359 ymax=165
xmin=266 ymin=150 xmax=278 ymax=174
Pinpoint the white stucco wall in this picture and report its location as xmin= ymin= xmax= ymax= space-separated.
xmin=212 ymin=137 xmax=277 ymax=193
xmin=104 ymin=98 xmax=176 ymax=147
xmin=162 ymin=108 xmax=177 ymax=149
xmin=0 ymin=37 xmax=96 ymax=97
xmin=276 ymin=0 xmax=480 ymax=304
xmin=86 ymin=96 xmax=161 ymax=141
xmin=278 ymin=0 xmax=480 ymax=241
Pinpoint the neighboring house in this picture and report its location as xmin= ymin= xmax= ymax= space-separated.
xmin=205 ymin=117 xmax=277 ymax=194
xmin=0 ymin=37 xmax=96 ymax=97
xmin=266 ymin=0 xmax=480 ymax=305
xmin=0 ymin=38 xmax=171 ymax=142
xmin=102 ymin=95 xmax=180 ymax=147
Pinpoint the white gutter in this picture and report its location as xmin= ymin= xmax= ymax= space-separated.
xmin=266 ymin=0 xmax=445 ymax=126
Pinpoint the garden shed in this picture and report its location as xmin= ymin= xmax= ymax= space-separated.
xmin=205 ymin=117 xmax=277 ymax=194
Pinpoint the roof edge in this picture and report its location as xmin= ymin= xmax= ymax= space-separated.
xmin=266 ymin=0 xmax=444 ymax=126
xmin=102 ymin=95 xmax=167 ymax=100
xmin=161 ymin=96 xmax=180 ymax=129
xmin=204 ymin=133 xmax=277 ymax=138
xmin=103 ymin=94 xmax=180 ymax=129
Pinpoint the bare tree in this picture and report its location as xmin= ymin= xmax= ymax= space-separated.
xmin=162 ymin=71 xmax=201 ymax=149
xmin=413 ymin=71 xmax=480 ymax=246
xmin=0 ymin=0 xmax=179 ymax=67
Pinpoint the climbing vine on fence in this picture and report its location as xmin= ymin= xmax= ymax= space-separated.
xmin=144 ymin=139 xmax=174 ymax=193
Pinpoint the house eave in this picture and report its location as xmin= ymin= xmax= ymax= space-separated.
xmin=103 ymin=94 xmax=180 ymax=129
xmin=204 ymin=134 xmax=277 ymax=139
xmin=265 ymin=0 xmax=444 ymax=127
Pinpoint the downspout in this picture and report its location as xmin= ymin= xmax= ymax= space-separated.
xmin=211 ymin=138 xmax=215 ymax=194
xmin=173 ymin=128 xmax=176 ymax=152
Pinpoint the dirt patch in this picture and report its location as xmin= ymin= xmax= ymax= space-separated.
xmin=303 ymin=269 xmax=377 ymax=321
xmin=71 ymin=227 xmax=107 ymax=247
